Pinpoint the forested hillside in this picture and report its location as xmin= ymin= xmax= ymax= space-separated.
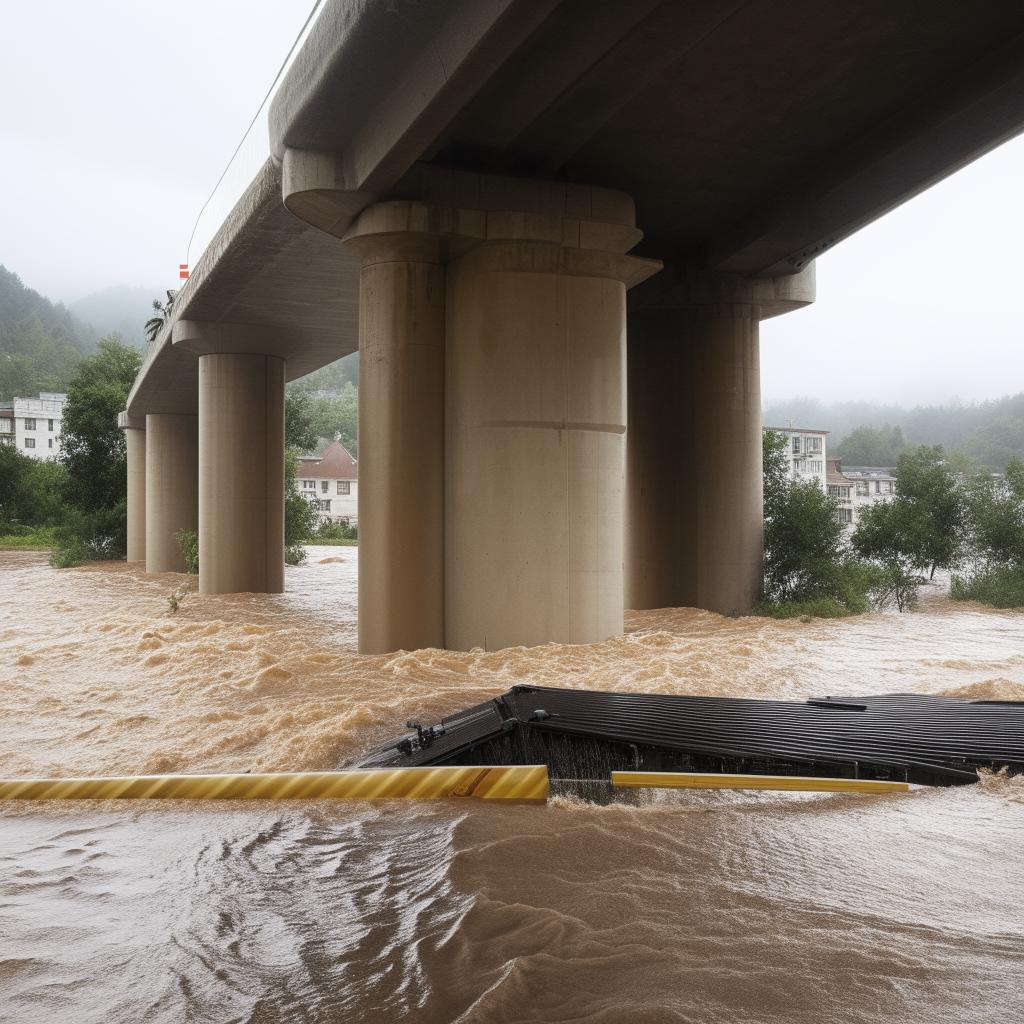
xmin=764 ymin=394 xmax=1024 ymax=469
xmin=0 ymin=266 xmax=97 ymax=401
xmin=70 ymin=285 xmax=155 ymax=349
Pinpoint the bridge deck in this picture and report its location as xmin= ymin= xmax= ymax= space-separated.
xmin=351 ymin=685 xmax=1024 ymax=788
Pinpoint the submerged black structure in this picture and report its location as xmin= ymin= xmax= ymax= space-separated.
xmin=351 ymin=685 xmax=1024 ymax=788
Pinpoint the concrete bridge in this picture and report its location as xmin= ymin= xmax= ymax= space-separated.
xmin=121 ymin=0 xmax=1024 ymax=653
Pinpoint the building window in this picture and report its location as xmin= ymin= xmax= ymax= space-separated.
xmin=806 ymin=437 xmax=822 ymax=454
xmin=24 ymin=418 xmax=36 ymax=430
xmin=337 ymin=480 xmax=350 ymax=495
xmin=791 ymin=436 xmax=801 ymax=454
xmin=808 ymin=460 xmax=823 ymax=473
xmin=48 ymin=419 xmax=54 ymax=431
xmin=836 ymin=508 xmax=853 ymax=524
xmin=316 ymin=499 xmax=331 ymax=512
xmin=321 ymin=480 xmax=329 ymax=493
xmin=856 ymin=482 xmax=869 ymax=496
xmin=24 ymin=437 xmax=35 ymax=449
xmin=301 ymin=479 xmax=315 ymax=491
xmin=0 ymin=419 xmax=11 ymax=432
xmin=48 ymin=438 xmax=53 ymax=449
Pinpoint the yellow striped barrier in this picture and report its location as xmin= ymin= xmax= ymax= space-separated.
xmin=611 ymin=771 xmax=909 ymax=794
xmin=0 ymin=765 xmax=549 ymax=803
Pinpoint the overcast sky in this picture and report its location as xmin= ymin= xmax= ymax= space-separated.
xmin=2 ymin=1 xmax=1022 ymax=407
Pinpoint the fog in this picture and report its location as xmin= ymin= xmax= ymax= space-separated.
xmin=1 ymin=0 xmax=1022 ymax=405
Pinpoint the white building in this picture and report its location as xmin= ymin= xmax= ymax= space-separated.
xmin=765 ymin=426 xmax=896 ymax=526
xmin=6 ymin=393 xmax=68 ymax=460
xmin=0 ymin=405 xmax=14 ymax=448
xmin=295 ymin=440 xmax=358 ymax=524
xmin=843 ymin=465 xmax=897 ymax=522
xmin=764 ymin=426 xmax=829 ymax=490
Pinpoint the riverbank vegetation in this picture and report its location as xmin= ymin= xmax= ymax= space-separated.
xmin=0 ymin=337 xmax=141 ymax=566
xmin=761 ymin=430 xmax=1024 ymax=617
xmin=758 ymin=430 xmax=886 ymax=618
xmin=950 ymin=458 xmax=1024 ymax=609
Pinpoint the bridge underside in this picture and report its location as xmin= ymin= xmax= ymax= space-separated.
xmin=122 ymin=0 xmax=1024 ymax=651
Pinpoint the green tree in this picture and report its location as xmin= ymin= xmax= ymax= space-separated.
xmin=762 ymin=430 xmax=862 ymax=610
xmin=949 ymin=457 xmax=1024 ymax=608
xmin=963 ymin=457 xmax=1024 ymax=569
xmin=891 ymin=445 xmax=968 ymax=578
xmin=53 ymin=336 xmax=142 ymax=563
xmin=284 ymin=390 xmax=318 ymax=451
xmin=0 ymin=445 xmax=68 ymax=528
xmin=143 ymin=290 xmax=176 ymax=344
xmin=837 ymin=424 xmax=906 ymax=466
xmin=307 ymin=382 xmax=359 ymax=454
xmin=850 ymin=501 xmax=926 ymax=611
xmin=284 ymin=448 xmax=319 ymax=564
xmin=0 ymin=445 xmax=33 ymax=524
xmin=21 ymin=459 xmax=68 ymax=526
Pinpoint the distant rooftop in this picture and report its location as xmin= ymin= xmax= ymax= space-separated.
xmin=763 ymin=425 xmax=829 ymax=435
xmin=843 ymin=466 xmax=897 ymax=479
xmin=296 ymin=440 xmax=358 ymax=479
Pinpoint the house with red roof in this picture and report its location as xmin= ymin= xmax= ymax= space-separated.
xmin=295 ymin=440 xmax=358 ymax=524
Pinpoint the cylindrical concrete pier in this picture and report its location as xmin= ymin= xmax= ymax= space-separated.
xmin=625 ymin=267 xmax=814 ymax=616
xmin=626 ymin=307 xmax=761 ymax=616
xmin=625 ymin=312 xmax=694 ymax=611
xmin=445 ymin=243 xmax=630 ymax=650
xmin=118 ymin=412 xmax=147 ymax=563
xmin=145 ymin=413 xmax=197 ymax=573
xmin=354 ymin=239 xmax=445 ymax=653
xmin=197 ymin=353 xmax=285 ymax=594
xmin=690 ymin=306 xmax=763 ymax=614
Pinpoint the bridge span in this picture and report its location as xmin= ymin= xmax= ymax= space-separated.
xmin=122 ymin=0 xmax=1024 ymax=652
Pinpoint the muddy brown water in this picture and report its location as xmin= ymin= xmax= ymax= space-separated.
xmin=1 ymin=549 xmax=1022 ymax=1023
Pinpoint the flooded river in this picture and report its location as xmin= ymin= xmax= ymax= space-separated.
xmin=1 ymin=549 xmax=1022 ymax=1022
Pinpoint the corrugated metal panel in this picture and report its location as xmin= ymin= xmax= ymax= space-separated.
xmin=353 ymin=685 xmax=1024 ymax=787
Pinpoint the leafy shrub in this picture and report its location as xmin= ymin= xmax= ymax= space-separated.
xmin=315 ymin=519 xmax=358 ymax=541
xmin=49 ymin=538 xmax=90 ymax=568
xmin=285 ymin=543 xmax=307 ymax=566
xmin=0 ymin=523 xmax=33 ymax=537
xmin=754 ymin=597 xmax=855 ymax=619
xmin=951 ymin=567 xmax=1024 ymax=609
xmin=176 ymin=529 xmax=199 ymax=574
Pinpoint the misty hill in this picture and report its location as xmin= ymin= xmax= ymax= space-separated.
xmin=70 ymin=285 xmax=157 ymax=350
xmin=764 ymin=394 xmax=1024 ymax=469
xmin=0 ymin=266 xmax=97 ymax=401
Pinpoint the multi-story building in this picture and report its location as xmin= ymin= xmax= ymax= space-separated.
xmin=764 ymin=426 xmax=829 ymax=490
xmin=766 ymin=425 xmax=897 ymax=526
xmin=295 ymin=440 xmax=358 ymax=524
xmin=826 ymin=457 xmax=896 ymax=525
xmin=844 ymin=466 xmax=897 ymax=522
xmin=0 ymin=405 xmax=14 ymax=447
xmin=826 ymin=458 xmax=856 ymax=525
xmin=11 ymin=393 xmax=68 ymax=460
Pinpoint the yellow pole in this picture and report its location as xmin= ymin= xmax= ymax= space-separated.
xmin=0 ymin=765 xmax=549 ymax=802
xmin=611 ymin=771 xmax=909 ymax=794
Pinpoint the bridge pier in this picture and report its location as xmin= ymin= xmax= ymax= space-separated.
xmin=626 ymin=268 xmax=815 ymax=615
xmin=344 ymin=232 xmax=445 ymax=653
xmin=144 ymin=413 xmax=197 ymax=573
xmin=197 ymin=352 xmax=285 ymax=595
xmin=336 ymin=173 xmax=659 ymax=652
xmin=117 ymin=413 xmax=146 ymax=563
xmin=172 ymin=322 xmax=286 ymax=595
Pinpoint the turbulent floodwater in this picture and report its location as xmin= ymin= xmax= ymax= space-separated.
xmin=1 ymin=549 xmax=1023 ymax=1023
